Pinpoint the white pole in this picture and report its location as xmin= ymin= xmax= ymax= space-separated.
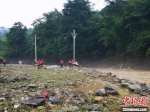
xmin=71 ymin=30 xmax=77 ymax=61
xmin=35 ymin=34 xmax=37 ymax=62
xmin=32 ymin=34 xmax=39 ymax=62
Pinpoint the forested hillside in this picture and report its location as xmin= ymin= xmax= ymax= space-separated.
xmin=1 ymin=0 xmax=150 ymax=63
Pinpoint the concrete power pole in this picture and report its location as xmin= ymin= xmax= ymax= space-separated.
xmin=32 ymin=34 xmax=39 ymax=62
xmin=71 ymin=30 xmax=77 ymax=61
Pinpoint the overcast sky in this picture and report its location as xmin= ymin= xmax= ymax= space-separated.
xmin=0 ymin=0 xmax=107 ymax=28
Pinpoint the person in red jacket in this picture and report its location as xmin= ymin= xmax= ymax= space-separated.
xmin=40 ymin=59 xmax=43 ymax=68
xmin=2 ymin=59 xmax=6 ymax=67
xmin=60 ymin=59 xmax=64 ymax=68
xmin=37 ymin=60 xmax=41 ymax=69
xmin=68 ymin=59 xmax=72 ymax=67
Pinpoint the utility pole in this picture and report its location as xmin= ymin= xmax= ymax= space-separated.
xmin=32 ymin=34 xmax=39 ymax=62
xmin=71 ymin=30 xmax=77 ymax=61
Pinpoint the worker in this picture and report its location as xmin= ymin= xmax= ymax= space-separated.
xmin=2 ymin=59 xmax=6 ymax=67
xmin=60 ymin=59 xmax=64 ymax=68
xmin=68 ymin=59 xmax=72 ymax=67
xmin=37 ymin=60 xmax=41 ymax=69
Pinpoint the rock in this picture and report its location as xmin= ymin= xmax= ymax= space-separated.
xmin=111 ymin=74 xmax=116 ymax=77
xmin=121 ymin=83 xmax=129 ymax=87
xmin=14 ymin=104 xmax=20 ymax=109
xmin=48 ymin=103 xmax=57 ymax=109
xmin=72 ymin=99 xmax=85 ymax=105
xmin=140 ymin=92 xmax=147 ymax=96
xmin=6 ymin=77 xmax=15 ymax=82
xmin=67 ymin=106 xmax=79 ymax=111
xmin=105 ymin=85 xmax=118 ymax=95
xmin=38 ymin=83 xmax=47 ymax=89
xmin=141 ymin=85 xmax=149 ymax=92
xmin=49 ymin=97 xmax=59 ymax=104
xmin=82 ymin=104 xmax=92 ymax=110
xmin=88 ymin=90 xmax=94 ymax=95
xmin=24 ymin=98 xmax=45 ymax=106
xmin=134 ymin=89 xmax=141 ymax=94
xmin=45 ymin=65 xmax=59 ymax=69
xmin=107 ymin=72 xmax=112 ymax=76
xmin=102 ymin=101 xmax=107 ymax=107
xmin=98 ymin=73 xmax=107 ymax=77
xmin=96 ymin=89 xmax=107 ymax=96
xmin=121 ymin=79 xmax=127 ymax=83
xmin=92 ymin=104 xmax=100 ymax=111
xmin=71 ymin=89 xmax=84 ymax=97
xmin=0 ymin=98 xmax=5 ymax=101
xmin=94 ymin=96 xmax=104 ymax=103
xmin=104 ymin=107 xmax=110 ymax=112
xmin=27 ymin=84 xmax=37 ymax=88
xmin=28 ymin=92 xmax=39 ymax=97
xmin=0 ymin=77 xmax=5 ymax=83
xmin=18 ymin=77 xmax=27 ymax=81
xmin=75 ymin=78 xmax=84 ymax=83
xmin=128 ymin=84 xmax=142 ymax=92
xmin=37 ymin=106 xmax=45 ymax=109
xmin=147 ymin=88 xmax=150 ymax=94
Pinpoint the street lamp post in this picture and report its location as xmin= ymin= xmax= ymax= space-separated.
xmin=32 ymin=34 xmax=39 ymax=62
xmin=71 ymin=30 xmax=77 ymax=61
xmin=35 ymin=34 xmax=37 ymax=62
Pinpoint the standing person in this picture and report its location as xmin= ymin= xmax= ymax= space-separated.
xmin=2 ymin=59 xmax=6 ymax=67
xmin=40 ymin=59 xmax=44 ymax=68
xmin=60 ymin=59 xmax=64 ymax=68
xmin=68 ymin=59 xmax=72 ymax=67
xmin=18 ymin=60 xmax=23 ymax=68
xmin=37 ymin=60 xmax=41 ymax=69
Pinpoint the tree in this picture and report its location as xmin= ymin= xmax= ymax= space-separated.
xmin=6 ymin=22 xmax=28 ymax=57
xmin=32 ymin=9 xmax=64 ymax=58
xmin=62 ymin=0 xmax=93 ymax=58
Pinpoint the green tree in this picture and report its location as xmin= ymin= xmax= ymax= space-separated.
xmin=62 ymin=0 xmax=93 ymax=58
xmin=6 ymin=22 xmax=28 ymax=57
xmin=32 ymin=9 xmax=63 ymax=58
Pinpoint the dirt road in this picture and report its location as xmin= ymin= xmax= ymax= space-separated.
xmin=97 ymin=68 xmax=150 ymax=84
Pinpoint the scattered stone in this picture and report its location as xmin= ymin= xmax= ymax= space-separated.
xmin=48 ymin=103 xmax=57 ymax=109
xmin=140 ymin=92 xmax=147 ymax=96
xmin=49 ymin=97 xmax=59 ymax=104
xmin=88 ymin=90 xmax=94 ymax=95
xmin=99 ymin=73 xmax=107 ymax=77
xmin=24 ymin=98 xmax=45 ymax=106
xmin=121 ymin=79 xmax=127 ymax=83
xmin=96 ymin=89 xmax=107 ymax=96
xmin=67 ymin=105 xmax=79 ymax=112
xmin=45 ymin=65 xmax=59 ymax=69
xmin=128 ymin=84 xmax=142 ymax=92
xmin=102 ymin=101 xmax=107 ymax=107
xmin=94 ymin=96 xmax=104 ymax=103
xmin=38 ymin=83 xmax=47 ymax=89
xmin=37 ymin=106 xmax=45 ymax=109
xmin=14 ymin=104 xmax=20 ymax=109
xmin=27 ymin=84 xmax=37 ymax=88
xmin=105 ymin=85 xmax=118 ymax=95
xmin=134 ymin=89 xmax=141 ymax=94
xmin=121 ymin=83 xmax=129 ymax=88
xmin=82 ymin=104 xmax=92 ymax=110
xmin=71 ymin=89 xmax=84 ymax=97
xmin=92 ymin=104 xmax=100 ymax=111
